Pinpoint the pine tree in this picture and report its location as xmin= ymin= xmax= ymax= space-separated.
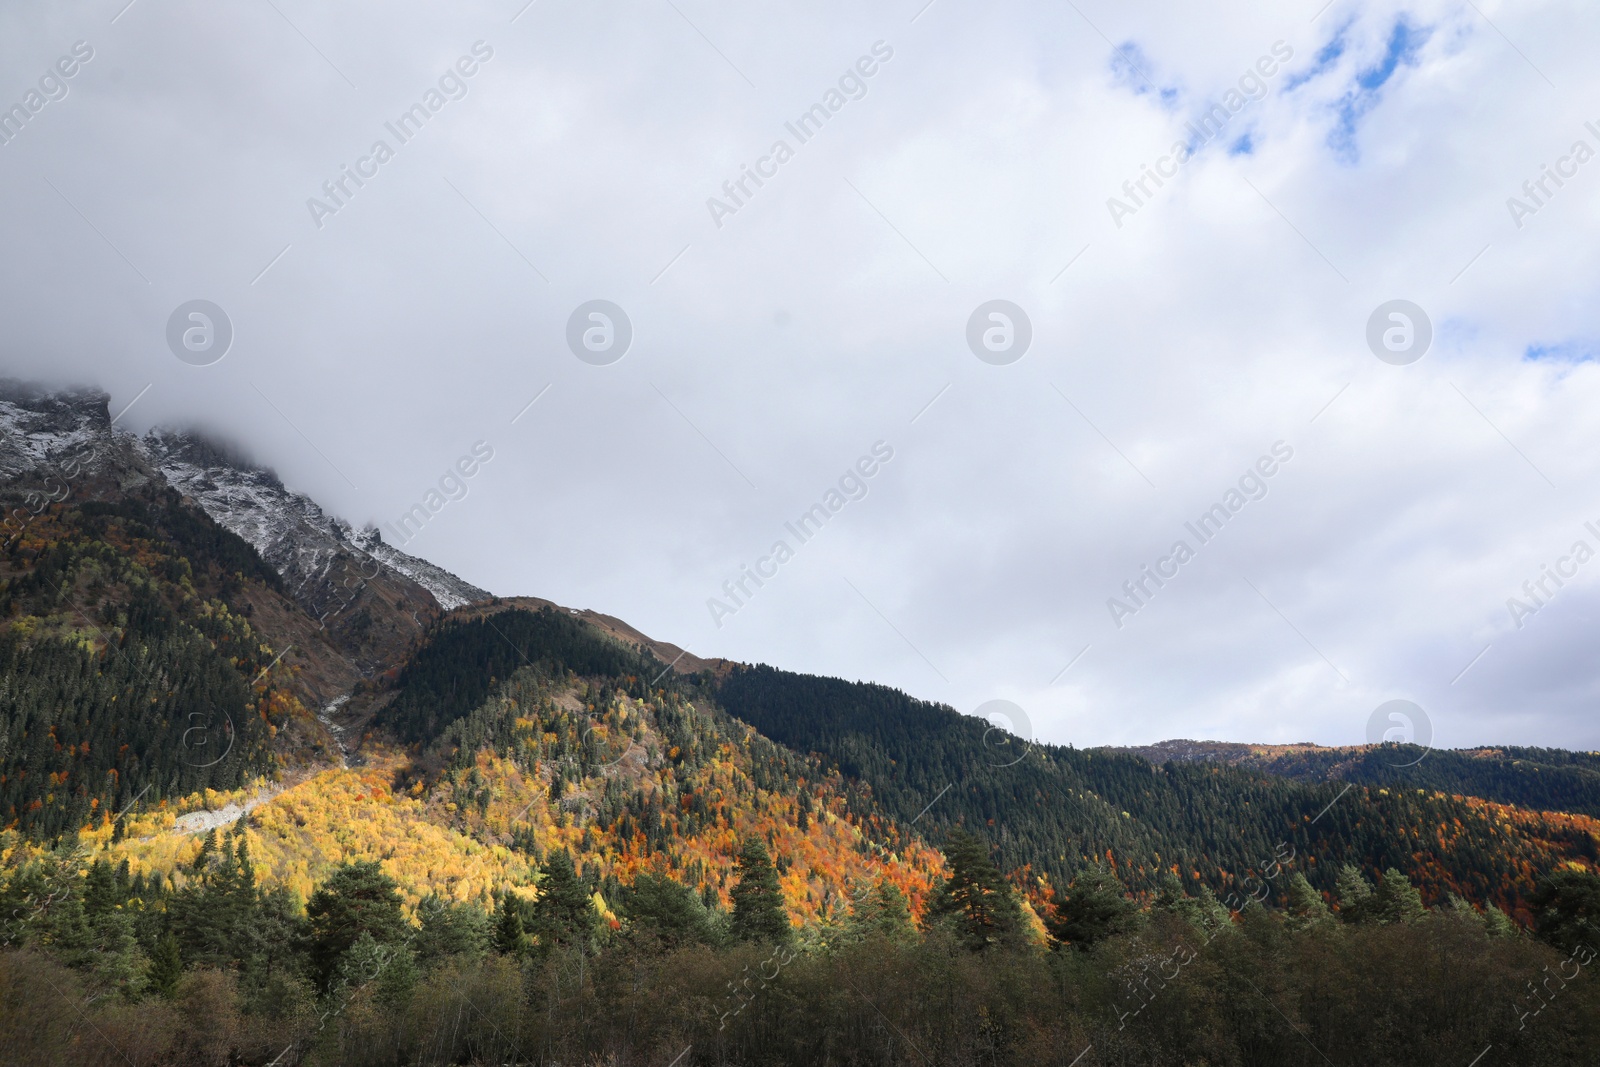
xmin=1285 ymin=873 xmax=1334 ymax=931
xmin=493 ymin=893 xmax=527 ymax=956
xmin=1372 ymin=868 xmax=1425 ymax=925
xmin=149 ymin=930 xmax=183 ymax=998
xmin=729 ymin=838 xmax=791 ymax=945
xmin=1334 ymin=864 xmax=1375 ymax=924
xmin=927 ymin=829 xmax=1026 ymax=952
xmin=305 ymin=860 xmax=410 ymax=989
xmin=1531 ymin=868 xmax=1600 ymax=955
xmin=845 ymin=880 xmax=916 ymax=945
xmin=530 ymin=849 xmax=596 ymax=953
xmin=1047 ymin=864 xmax=1141 ymax=950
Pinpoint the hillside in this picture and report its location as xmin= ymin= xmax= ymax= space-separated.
xmin=713 ymin=664 xmax=1600 ymax=916
xmin=1106 ymin=739 xmax=1600 ymax=818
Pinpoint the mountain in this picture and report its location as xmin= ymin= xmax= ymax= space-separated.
xmin=1103 ymin=739 xmax=1600 ymax=819
xmin=1 ymin=380 xmax=1597 ymax=922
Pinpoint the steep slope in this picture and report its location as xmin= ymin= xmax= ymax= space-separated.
xmin=139 ymin=429 xmax=489 ymax=676
xmin=713 ymin=664 xmax=1600 ymax=916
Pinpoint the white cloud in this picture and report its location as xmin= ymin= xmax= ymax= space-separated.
xmin=2 ymin=0 xmax=1599 ymax=749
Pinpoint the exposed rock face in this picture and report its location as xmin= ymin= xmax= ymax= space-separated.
xmin=0 ymin=380 xmax=492 ymax=681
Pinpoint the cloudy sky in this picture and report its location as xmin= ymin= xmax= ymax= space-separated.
xmin=3 ymin=0 xmax=1599 ymax=751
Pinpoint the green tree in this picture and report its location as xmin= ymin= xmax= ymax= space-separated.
xmin=1334 ymin=864 xmax=1375 ymax=924
xmin=492 ymin=892 xmax=528 ymax=956
xmin=845 ymin=880 xmax=917 ymax=945
xmin=1531 ymin=868 xmax=1600 ymax=956
xmin=927 ymin=829 xmax=1026 ymax=951
xmin=621 ymin=872 xmax=711 ymax=948
xmin=415 ymin=894 xmax=490 ymax=968
xmin=1372 ymin=867 xmax=1426 ymax=925
xmin=530 ymin=850 xmax=596 ymax=953
xmin=1285 ymin=873 xmax=1335 ymax=931
xmin=1047 ymin=863 xmax=1141 ymax=951
xmin=305 ymin=860 xmax=410 ymax=989
xmin=729 ymin=838 xmax=792 ymax=945
xmin=149 ymin=930 xmax=184 ymax=998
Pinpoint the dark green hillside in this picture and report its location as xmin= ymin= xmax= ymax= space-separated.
xmin=713 ymin=664 xmax=1599 ymax=912
xmin=382 ymin=606 xmax=668 ymax=744
xmin=1236 ymin=744 xmax=1600 ymax=818
xmin=0 ymin=496 xmax=295 ymax=840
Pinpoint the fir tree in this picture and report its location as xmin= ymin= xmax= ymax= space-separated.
xmin=493 ymin=892 xmax=528 ymax=957
xmin=1372 ymin=868 xmax=1426 ymax=925
xmin=1047 ymin=863 xmax=1141 ymax=951
xmin=149 ymin=930 xmax=183 ymax=999
xmin=845 ymin=880 xmax=916 ymax=944
xmin=927 ymin=829 xmax=1026 ymax=952
xmin=729 ymin=837 xmax=791 ymax=945
xmin=305 ymin=860 xmax=410 ymax=989
xmin=531 ymin=849 xmax=596 ymax=953
xmin=1285 ymin=873 xmax=1334 ymax=931
xmin=1334 ymin=864 xmax=1375 ymax=924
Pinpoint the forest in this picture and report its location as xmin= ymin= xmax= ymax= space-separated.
xmin=714 ymin=664 xmax=1600 ymax=914
xmin=2 ymin=816 xmax=1599 ymax=1066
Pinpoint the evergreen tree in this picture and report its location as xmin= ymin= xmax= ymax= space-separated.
xmin=1285 ymin=873 xmax=1335 ymax=931
xmin=493 ymin=892 xmax=528 ymax=956
xmin=1372 ymin=867 xmax=1426 ymax=925
xmin=1334 ymin=864 xmax=1375 ymax=924
xmin=1531 ymin=868 xmax=1600 ymax=955
xmin=845 ymin=880 xmax=917 ymax=945
xmin=416 ymin=894 xmax=491 ymax=968
xmin=149 ymin=930 xmax=183 ymax=998
xmin=621 ymin=872 xmax=711 ymax=948
xmin=730 ymin=837 xmax=792 ymax=945
xmin=1047 ymin=863 xmax=1141 ymax=951
xmin=305 ymin=860 xmax=410 ymax=989
xmin=530 ymin=849 xmax=596 ymax=953
xmin=928 ymin=830 xmax=1026 ymax=952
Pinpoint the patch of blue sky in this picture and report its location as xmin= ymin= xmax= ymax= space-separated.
xmin=1525 ymin=340 xmax=1599 ymax=364
xmin=1328 ymin=18 xmax=1430 ymax=162
xmin=1110 ymin=40 xmax=1182 ymax=111
xmin=1284 ymin=20 xmax=1352 ymax=91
